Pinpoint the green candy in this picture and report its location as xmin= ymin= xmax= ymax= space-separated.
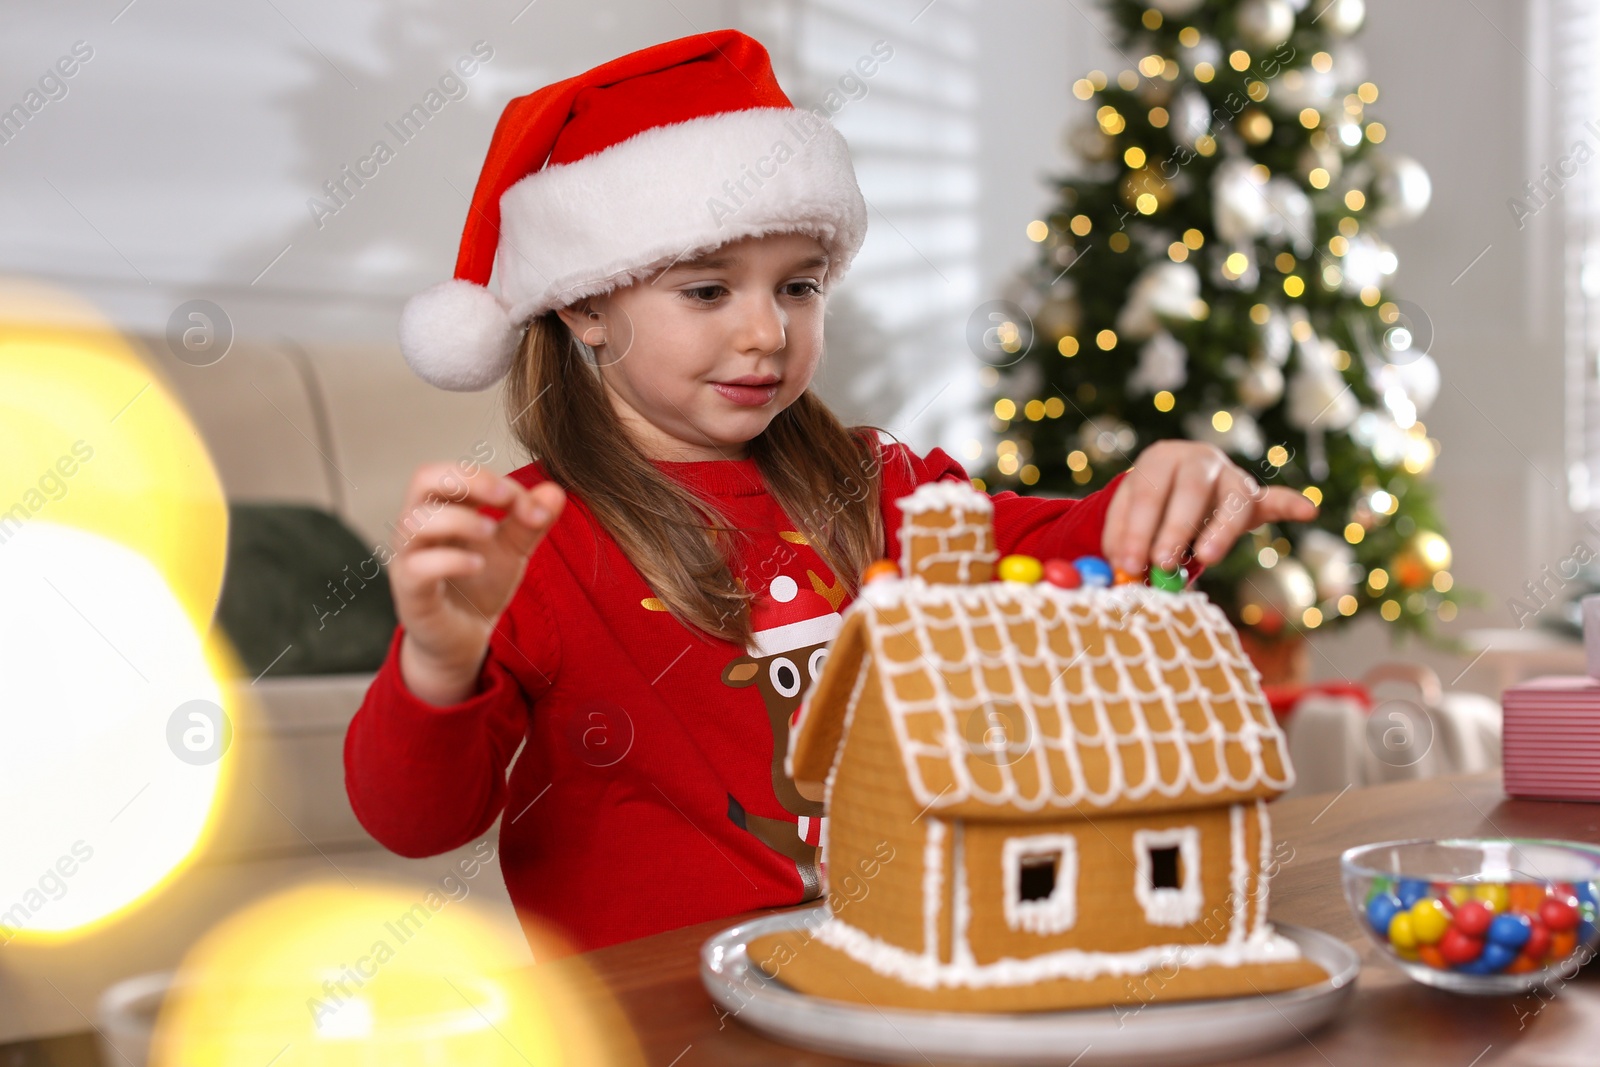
xmin=1149 ymin=565 xmax=1185 ymax=592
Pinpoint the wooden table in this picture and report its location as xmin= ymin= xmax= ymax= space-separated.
xmin=568 ymin=773 xmax=1600 ymax=1066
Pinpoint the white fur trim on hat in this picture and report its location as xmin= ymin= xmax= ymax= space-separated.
xmin=750 ymin=612 xmax=844 ymax=659
xmin=399 ymin=278 xmax=520 ymax=392
xmin=496 ymin=107 xmax=868 ymax=322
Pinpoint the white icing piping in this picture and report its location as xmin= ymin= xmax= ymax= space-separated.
xmin=1228 ymin=803 xmax=1248 ymax=949
xmin=1098 ymin=592 xmax=1183 ymax=805
xmin=888 ymin=592 xmax=979 ymax=803
xmin=1001 ymin=832 xmax=1080 ymax=935
xmin=895 ymin=480 xmax=995 ymax=516
xmin=1132 ymin=826 xmax=1202 ymax=927
xmin=923 ymin=819 xmax=945 ymax=961
xmin=1253 ymin=798 xmax=1272 ymax=938
xmin=851 ymin=584 xmax=1292 ymax=814
xmin=951 ymin=822 xmax=975 ymax=969
xmin=812 ymin=916 xmax=1303 ymax=989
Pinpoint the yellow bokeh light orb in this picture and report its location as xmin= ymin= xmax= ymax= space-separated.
xmin=151 ymin=878 xmax=641 ymax=1066
xmin=0 ymin=282 xmax=227 ymax=635
xmin=0 ymin=523 xmax=233 ymax=938
xmin=0 ymin=281 xmax=232 ymax=938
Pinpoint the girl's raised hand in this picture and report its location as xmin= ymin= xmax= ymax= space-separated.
xmin=389 ymin=464 xmax=566 ymax=703
xmin=1101 ymin=440 xmax=1318 ymax=578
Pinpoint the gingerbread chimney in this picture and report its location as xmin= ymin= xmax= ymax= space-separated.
xmin=894 ymin=481 xmax=997 ymax=585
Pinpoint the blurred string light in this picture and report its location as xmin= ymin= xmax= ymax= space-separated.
xmin=151 ymin=878 xmax=642 ymax=1066
xmin=0 ymin=280 xmax=232 ymax=939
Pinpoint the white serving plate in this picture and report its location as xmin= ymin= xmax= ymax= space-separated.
xmin=700 ymin=908 xmax=1358 ymax=1066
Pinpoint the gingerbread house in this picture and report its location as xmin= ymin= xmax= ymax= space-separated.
xmin=751 ymin=481 xmax=1328 ymax=1012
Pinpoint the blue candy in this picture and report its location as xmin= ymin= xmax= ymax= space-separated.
xmin=1575 ymin=882 xmax=1598 ymax=907
xmin=1366 ymin=893 xmax=1403 ymax=936
xmin=1487 ymin=912 xmax=1532 ymax=949
xmin=1457 ymin=941 xmax=1518 ymax=974
xmin=1074 ymin=556 xmax=1114 ymax=589
xmin=1397 ymin=878 xmax=1430 ymax=909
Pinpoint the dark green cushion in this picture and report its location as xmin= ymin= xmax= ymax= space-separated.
xmin=215 ymin=503 xmax=397 ymax=677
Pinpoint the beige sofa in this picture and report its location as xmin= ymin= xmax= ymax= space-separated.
xmin=0 ymin=334 xmax=529 ymax=1050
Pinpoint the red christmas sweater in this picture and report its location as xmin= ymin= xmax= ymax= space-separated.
xmin=344 ymin=442 xmax=1123 ymax=953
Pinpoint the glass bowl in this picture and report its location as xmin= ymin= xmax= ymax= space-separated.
xmin=1341 ymin=838 xmax=1600 ymax=994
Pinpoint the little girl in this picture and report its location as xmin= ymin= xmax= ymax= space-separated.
xmin=344 ymin=30 xmax=1314 ymax=955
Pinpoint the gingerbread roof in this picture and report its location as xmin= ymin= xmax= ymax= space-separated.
xmin=788 ymin=579 xmax=1295 ymax=821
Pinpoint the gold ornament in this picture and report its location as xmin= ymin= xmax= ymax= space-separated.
xmin=1034 ymin=296 xmax=1082 ymax=342
xmin=1120 ymin=167 xmax=1175 ymax=213
xmin=1298 ymin=140 xmax=1342 ymax=184
xmin=1237 ymin=557 xmax=1317 ymax=636
xmin=1239 ymin=108 xmax=1274 ymax=145
xmin=1067 ymin=121 xmax=1118 ymax=163
xmin=1393 ymin=531 xmax=1451 ymax=589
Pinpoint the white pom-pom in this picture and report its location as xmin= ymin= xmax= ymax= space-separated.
xmin=398 ymin=279 xmax=519 ymax=392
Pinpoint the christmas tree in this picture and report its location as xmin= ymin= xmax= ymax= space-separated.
xmin=980 ymin=0 xmax=1458 ymax=656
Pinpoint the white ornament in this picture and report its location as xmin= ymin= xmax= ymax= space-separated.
xmin=1129 ymin=330 xmax=1189 ymax=394
xmin=1333 ymin=119 xmax=1364 ymax=148
xmin=1325 ymin=0 xmax=1365 ymax=36
xmin=1171 ymin=89 xmax=1213 ymax=148
xmin=1238 ymin=0 xmax=1296 ymax=48
xmin=1257 ymin=312 xmax=1293 ymax=366
xmin=1297 ymin=529 xmax=1357 ymax=601
xmin=1271 ymin=67 xmax=1339 ymax=112
xmin=1116 ymin=261 xmax=1201 ymax=340
xmin=1262 ymin=178 xmax=1315 ymax=256
xmin=1383 ymin=353 xmax=1439 ymax=416
xmin=1373 ymin=154 xmax=1433 ymax=227
xmin=1237 ymin=359 xmax=1285 ymax=411
xmin=1373 ymin=353 xmax=1440 ymax=419
xmin=1351 ymin=410 xmax=1410 ymax=467
xmin=1340 ymin=235 xmax=1387 ymax=293
xmin=1214 ymin=159 xmax=1271 ymax=245
xmin=1080 ymin=417 xmax=1138 ymax=463
xmin=1183 ymin=409 xmax=1264 ymax=459
xmin=1287 ymin=340 xmax=1357 ymax=432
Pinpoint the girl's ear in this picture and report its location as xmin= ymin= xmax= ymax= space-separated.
xmin=553 ymin=301 xmax=598 ymax=336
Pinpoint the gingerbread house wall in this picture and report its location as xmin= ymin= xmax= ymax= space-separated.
xmin=952 ymin=802 xmax=1268 ymax=967
xmin=820 ymin=668 xmax=937 ymax=959
xmin=820 ymin=659 xmax=1277 ymax=972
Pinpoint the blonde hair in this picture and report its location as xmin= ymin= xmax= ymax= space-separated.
xmin=503 ymin=311 xmax=891 ymax=648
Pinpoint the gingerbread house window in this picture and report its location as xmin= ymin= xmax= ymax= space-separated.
xmin=1002 ymin=833 xmax=1078 ymax=935
xmin=1133 ymin=827 xmax=1202 ymax=927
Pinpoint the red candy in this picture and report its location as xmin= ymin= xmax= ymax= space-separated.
xmin=1042 ymin=558 xmax=1081 ymax=589
xmin=1454 ymin=900 xmax=1493 ymax=937
xmin=1523 ymin=918 xmax=1552 ymax=961
xmin=1540 ymin=898 xmax=1579 ymax=932
xmin=1439 ymin=926 xmax=1484 ymax=964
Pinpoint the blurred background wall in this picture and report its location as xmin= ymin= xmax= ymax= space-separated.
xmin=0 ymin=0 xmax=1567 ymax=692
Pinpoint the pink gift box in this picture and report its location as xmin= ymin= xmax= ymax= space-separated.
xmin=1503 ymin=676 xmax=1600 ymax=801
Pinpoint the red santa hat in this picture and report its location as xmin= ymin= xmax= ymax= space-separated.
xmin=748 ymin=574 xmax=843 ymax=659
xmin=400 ymin=30 xmax=869 ymax=391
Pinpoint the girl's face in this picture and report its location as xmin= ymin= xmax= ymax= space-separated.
xmin=557 ymin=232 xmax=830 ymax=462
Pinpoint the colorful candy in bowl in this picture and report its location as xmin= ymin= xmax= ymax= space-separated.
xmin=1341 ymin=838 xmax=1600 ymax=993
